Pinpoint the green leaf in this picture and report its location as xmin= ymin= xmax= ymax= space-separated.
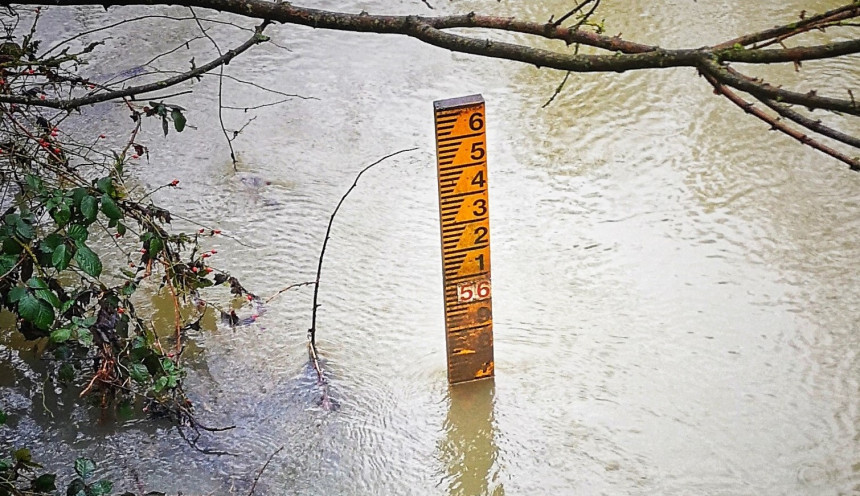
xmin=0 ymin=254 xmax=19 ymax=274
xmin=26 ymin=277 xmax=48 ymax=290
xmin=51 ymin=204 xmax=71 ymax=227
xmin=67 ymin=224 xmax=88 ymax=242
xmin=71 ymin=188 xmax=88 ymax=206
xmin=73 ymin=242 xmax=101 ymax=278
xmin=66 ymin=477 xmax=86 ymax=496
xmin=52 ymin=244 xmax=72 ymax=270
xmin=148 ymin=237 xmax=163 ymax=255
xmin=8 ymin=286 xmax=27 ymax=303
xmin=80 ymin=195 xmax=98 ymax=222
xmin=25 ymin=174 xmax=43 ymax=192
xmin=18 ymin=295 xmax=55 ymax=330
xmin=59 ymin=362 xmax=75 ymax=382
xmin=129 ymin=363 xmax=149 ymax=383
xmin=171 ymin=109 xmax=186 ymax=132
xmin=40 ymin=233 xmax=63 ymax=253
xmin=15 ymin=218 xmax=34 ymax=240
xmin=35 ymin=289 xmax=61 ymax=309
xmin=161 ymin=358 xmax=175 ymax=374
xmin=96 ymin=177 xmax=114 ymax=196
xmin=116 ymin=222 xmax=126 ymax=237
xmin=161 ymin=116 xmax=169 ymax=136
xmin=87 ymin=479 xmax=112 ymax=496
xmin=31 ymin=473 xmax=56 ymax=492
xmin=0 ymin=410 xmax=6 ymax=425
xmin=152 ymin=375 xmax=169 ymax=393
xmin=60 ymin=299 xmax=76 ymax=313
xmin=76 ymin=328 xmax=93 ymax=347
xmin=100 ymin=194 xmax=122 ymax=220
xmin=50 ymin=327 xmax=72 ymax=343
xmin=120 ymin=281 xmax=137 ymax=297
xmin=14 ymin=448 xmax=31 ymax=462
xmin=74 ymin=458 xmax=95 ymax=480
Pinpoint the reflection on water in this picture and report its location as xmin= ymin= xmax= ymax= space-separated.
xmin=438 ymin=380 xmax=503 ymax=496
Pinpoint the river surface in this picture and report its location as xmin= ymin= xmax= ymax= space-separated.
xmin=2 ymin=1 xmax=860 ymax=495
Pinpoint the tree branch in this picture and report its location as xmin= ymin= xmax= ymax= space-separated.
xmin=5 ymin=0 xmax=860 ymax=169
xmin=714 ymin=4 xmax=860 ymax=49
xmin=699 ymin=57 xmax=859 ymax=116
xmin=700 ymin=70 xmax=860 ymax=170
xmin=0 ymin=22 xmax=270 ymax=110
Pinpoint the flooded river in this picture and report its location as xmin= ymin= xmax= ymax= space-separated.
xmin=2 ymin=0 xmax=860 ymax=494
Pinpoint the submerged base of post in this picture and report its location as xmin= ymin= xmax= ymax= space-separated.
xmin=434 ymin=94 xmax=495 ymax=385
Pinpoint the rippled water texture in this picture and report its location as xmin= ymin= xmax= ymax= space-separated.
xmin=2 ymin=0 xmax=860 ymax=494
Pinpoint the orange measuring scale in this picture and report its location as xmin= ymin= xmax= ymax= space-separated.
xmin=434 ymin=94 xmax=494 ymax=384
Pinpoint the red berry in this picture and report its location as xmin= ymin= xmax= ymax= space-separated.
xmin=39 ymin=94 xmax=46 ymax=100
xmin=246 ymin=294 xmax=253 ymax=301
xmin=170 ymin=179 xmax=179 ymax=186
xmin=117 ymin=308 xmax=125 ymax=314
xmin=198 ymin=228 xmax=205 ymax=234
xmin=88 ymin=84 xmax=95 ymax=89
xmin=140 ymin=249 xmax=147 ymax=254
xmin=205 ymin=267 xmax=213 ymax=273
xmin=202 ymin=253 xmax=210 ymax=258
xmin=213 ymin=229 xmax=221 ymax=234
xmin=210 ymin=249 xmax=217 ymax=254
xmin=99 ymin=134 xmax=106 ymax=139
xmin=131 ymin=154 xmax=139 ymax=159
xmin=192 ymin=267 xmax=199 ymax=273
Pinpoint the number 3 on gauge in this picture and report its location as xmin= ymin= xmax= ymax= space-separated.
xmin=457 ymin=280 xmax=491 ymax=302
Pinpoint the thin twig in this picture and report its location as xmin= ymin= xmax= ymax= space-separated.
xmin=542 ymin=70 xmax=572 ymax=108
xmin=308 ymin=147 xmax=418 ymax=346
xmin=570 ymin=0 xmax=601 ymax=31
xmin=247 ymin=446 xmax=284 ymax=496
xmin=188 ymin=7 xmax=237 ymax=169
xmin=553 ymin=0 xmax=595 ymax=26
xmin=264 ymin=281 xmax=314 ymax=304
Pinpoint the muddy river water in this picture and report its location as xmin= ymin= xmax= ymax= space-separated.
xmin=2 ymin=0 xmax=860 ymax=494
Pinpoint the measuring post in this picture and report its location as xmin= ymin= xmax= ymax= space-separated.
xmin=434 ymin=94 xmax=494 ymax=384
